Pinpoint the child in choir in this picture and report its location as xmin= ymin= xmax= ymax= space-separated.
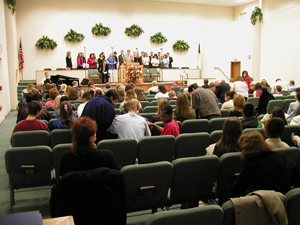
xmin=147 ymin=105 xmax=180 ymax=137
xmin=87 ymin=53 xmax=97 ymax=69
xmin=41 ymin=72 xmax=50 ymax=92
xmin=66 ymin=51 xmax=72 ymax=70
xmin=77 ymin=52 xmax=84 ymax=69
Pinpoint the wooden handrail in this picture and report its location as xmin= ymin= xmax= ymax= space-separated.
xmin=214 ymin=67 xmax=230 ymax=81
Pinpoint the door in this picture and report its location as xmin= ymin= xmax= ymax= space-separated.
xmin=231 ymin=61 xmax=241 ymax=80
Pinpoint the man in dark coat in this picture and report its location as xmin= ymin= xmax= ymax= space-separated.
xmin=215 ymin=80 xmax=230 ymax=103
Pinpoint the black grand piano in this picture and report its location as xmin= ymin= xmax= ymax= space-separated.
xmin=50 ymin=74 xmax=79 ymax=86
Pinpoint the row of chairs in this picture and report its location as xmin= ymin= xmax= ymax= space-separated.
xmin=247 ymin=98 xmax=295 ymax=113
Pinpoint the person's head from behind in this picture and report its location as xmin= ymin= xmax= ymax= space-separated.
xmin=290 ymin=80 xmax=295 ymax=86
xmin=225 ymin=91 xmax=235 ymax=102
xmin=105 ymin=83 xmax=111 ymax=89
xmin=204 ymin=79 xmax=208 ymax=85
xmin=276 ymin=85 xmax=282 ymax=93
xmin=157 ymin=98 xmax=170 ymax=115
xmin=50 ymin=83 xmax=57 ymax=89
xmin=160 ymin=105 xmax=173 ymax=124
xmin=68 ymin=88 xmax=78 ymax=100
xmin=28 ymin=100 xmax=42 ymax=117
xmin=264 ymin=117 xmax=285 ymax=139
xmin=44 ymin=83 xmax=51 ymax=92
xmin=125 ymin=83 xmax=133 ymax=92
xmin=233 ymin=94 xmax=245 ymax=111
xmin=152 ymin=81 xmax=158 ymax=87
xmin=209 ymin=82 xmax=215 ymax=88
xmin=105 ymin=89 xmax=119 ymax=105
xmin=239 ymin=131 xmax=272 ymax=159
xmin=168 ymin=90 xmax=176 ymax=99
xmin=183 ymin=80 xmax=188 ymax=85
xmin=25 ymin=93 xmax=33 ymax=104
xmin=49 ymin=88 xmax=59 ymax=100
xmin=230 ymin=78 xmax=234 ymax=83
xmin=271 ymin=107 xmax=287 ymax=125
xmin=158 ymin=84 xmax=167 ymax=94
xmin=32 ymin=93 xmax=42 ymax=104
xmin=71 ymin=117 xmax=97 ymax=154
xmin=125 ymin=89 xmax=137 ymax=101
xmin=94 ymin=89 xmax=103 ymax=97
xmin=82 ymin=92 xmax=92 ymax=103
xmin=188 ymin=83 xmax=199 ymax=93
xmin=254 ymin=82 xmax=262 ymax=91
xmin=53 ymin=95 xmax=62 ymax=111
xmin=242 ymin=102 xmax=254 ymax=118
xmin=26 ymin=83 xmax=34 ymax=92
xmin=60 ymin=96 xmax=69 ymax=103
xmin=60 ymin=101 xmax=74 ymax=128
xmin=134 ymin=87 xmax=143 ymax=97
xmin=87 ymin=81 xmax=94 ymax=88
xmin=72 ymin=81 xmax=78 ymax=87
xmin=235 ymin=76 xmax=244 ymax=82
xmin=124 ymin=100 xmax=138 ymax=113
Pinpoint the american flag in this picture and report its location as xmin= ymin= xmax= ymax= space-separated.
xmin=198 ymin=43 xmax=201 ymax=54
xmin=19 ymin=40 xmax=24 ymax=72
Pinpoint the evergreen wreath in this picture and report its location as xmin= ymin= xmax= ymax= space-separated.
xmin=35 ymin=36 xmax=57 ymax=50
xmin=64 ymin=29 xmax=85 ymax=43
xmin=91 ymin=23 xmax=111 ymax=36
xmin=172 ymin=40 xmax=190 ymax=52
xmin=125 ymin=24 xmax=144 ymax=37
xmin=251 ymin=7 xmax=263 ymax=25
xmin=5 ymin=0 xmax=16 ymax=14
xmin=150 ymin=32 xmax=168 ymax=44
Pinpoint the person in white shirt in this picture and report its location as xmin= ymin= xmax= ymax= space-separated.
xmin=271 ymin=78 xmax=290 ymax=94
xmin=272 ymin=85 xmax=283 ymax=97
xmin=151 ymin=54 xmax=159 ymax=68
xmin=155 ymin=84 xmax=169 ymax=99
xmin=107 ymin=100 xmax=151 ymax=141
xmin=230 ymin=76 xmax=249 ymax=98
xmin=77 ymin=92 xmax=92 ymax=118
xmin=142 ymin=52 xmax=150 ymax=68
xmin=221 ymin=91 xmax=235 ymax=110
xmin=146 ymin=81 xmax=159 ymax=93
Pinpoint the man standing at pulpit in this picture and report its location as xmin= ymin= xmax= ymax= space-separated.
xmin=118 ymin=50 xmax=125 ymax=66
xmin=124 ymin=49 xmax=133 ymax=63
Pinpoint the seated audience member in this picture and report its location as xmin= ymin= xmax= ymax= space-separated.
xmin=264 ymin=118 xmax=289 ymax=148
xmin=221 ymin=91 xmax=235 ymax=110
xmin=146 ymin=81 xmax=159 ymax=94
xmin=42 ymin=83 xmax=51 ymax=98
xmin=173 ymin=93 xmax=196 ymax=122
xmin=256 ymin=87 xmax=275 ymax=115
xmin=125 ymin=83 xmax=134 ymax=92
xmin=261 ymin=107 xmax=288 ymax=125
xmin=253 ymin=83 xmax=263 ymax=97
xmin=72 ymin=80 xmax=80 ymax=92
xmin=107 ymin=100 xmax=151 ymax=141
xmin=209 ymin=82 xmax=216 ymax=93
xmin=230 ymin=131 xmax=300 ymax=198
xmin=51 ymin=96 xmax=77 ymax=118
xmin=271 ymin=78 xmax=290 ymax=94
xmin=168 ymin=90 xmax=176 ymax=99
xmin=188 ymin=83 xmax=221 ymax=120
xmin=155 ymin=84 xmax=169 ymax=99
xmin=289 ymin=80 xmax=297 ymax=92
xmin=215 ymin=80 xmax=231 ymax=103
xmin=117 ymin=88 xmax=125 ymax=102
xmin=22 ymin=83 xmax=35 ymax=97
xmin=119 ymin=89 xmax=142 ymax=111
xmin=229 ymin=78 xmax=234 ymax=88
xmin=59 ymin=84 xmax=67 ymax=95
xmin=261 ymin=79 xmax=270 ymax=88
xmin=151 ymin=98 xmax=170 ymax=123
xmin=53 ymin=95 xmax=62 ymax=111
xmin=168 ymin=81 xmax=179 ymax=91
xmin=148 ymin=105 xmax=180 ymax=137
xmin=68 ymin=87 xmax=80 ymax=100
xmin=202 ymin=79 xmax=209 ymax=89
xmin=57 ymin=80 xmax=63 ymax=91
xmin=59 ymin=117 xmax=120 ymax=177
xmin=94 ymin=89 xmax=103 ymax=97
xmin=286 ymin=93 xmax=300 ymax=122
xmin=17 ymin=93 xmax=50 ymax=122
xmin=240 ymin=102 xmax=262 ymax=129
xmin=51 ymin=101 xmax=78 ymax=131
xmin=229 ymin=94 xmax=245 ymax=117
xmin=12 ymin=101 xmax=50 ymax=137
xmin=230 ymin=76 xmax=249 ymax=99
xmin=103 ymin=83 xmax=111 ymax=93
xmin=135 ymin=87 xmax=146 ymax=101
xmin=248 ymin=83 xmax=255 ymax=94
xmin=182 ymin=80 xmax=188 ymax=87
xmin=50 ymin=83 xmax=57 ymax=89
xmin=41 ymin=71 xmax=49 ymax=92
xmin=88 ymin=81 xmax=103 ymax=95
xmin=211 ymin=117 xmax=242 ymax=157
xmin=65 ymin=86 xmax=72 ymax=97
xmin=45 ymin=88 xmax=59 ymax=108
xmin=273 ymin=85 xmax=283 ymax=96
xmin=77 ymin=92 xmax=92 ymax=117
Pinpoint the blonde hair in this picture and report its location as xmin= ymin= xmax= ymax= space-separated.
xmin=53 ymin=95 xmax=62 ymax=111
xmin=65 ymin=86 xmax=72 ymax=97
xmin=66 ymin=51 xmax=71 ymax=57
xmin=125 ymin=89 xmax=137 ymax=101
xmin=26 ymin=83 xmax=35 ymax=93
xmin=60 ymin=84 xmax=67 ymax=93
xmin=168 ymin=90 xmax=176 ymax=98
xmin=233 ymin=94 xmax=245 ymax=111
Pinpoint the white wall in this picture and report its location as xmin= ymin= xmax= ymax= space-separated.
xmin=0 ymin=0 xmax=12 ymax=123
xmin=233 ymin=0 xmax=258 ymax=20
xmin=264 ymin=0 xmax=300 ymax=13
xmin=15 ymin=0 xmax=234 ymax=81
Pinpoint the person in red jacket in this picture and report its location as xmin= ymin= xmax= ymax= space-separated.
xmin=87 ymin=53 xmax=97 ymax=69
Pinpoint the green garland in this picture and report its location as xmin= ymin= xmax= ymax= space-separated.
xmin=150 ymin=32 xmax=168 ymax=44
xmin=92 ymin=23 xmax=111 ymax=36
xmin=5 ymin=0 xmax=16 ymax=14
xmin=125 ymin=24 xmax=144 ymax=37
xmin=64 ymin=29 xmax=85 ymax=43
xmin=251 ymin=7 xmax=263 ymax=25
xmin=35 ymin=36 xmax=57 ymax=50
xmin=172 ymin=40 xmax=190 ymax=52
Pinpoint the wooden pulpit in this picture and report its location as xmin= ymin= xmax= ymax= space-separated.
xmin=119 ymin=63 xmax=143 ymax=84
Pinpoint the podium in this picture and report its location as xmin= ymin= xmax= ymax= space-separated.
xmin=119 ymin=63 xmax=143 ymax=84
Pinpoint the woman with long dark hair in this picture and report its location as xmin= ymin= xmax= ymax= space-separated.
xmin=173 ymin=93 xmax=196 ymax=122
xmin=51 ymin=101 xmax=77 ymax=131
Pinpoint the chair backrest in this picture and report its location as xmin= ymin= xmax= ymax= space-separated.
xmin=48 ymin=118 xmax=58 ymax=130
xmin=139 ymin=113 xmax=156 ymax=122
xmin=149 ymin=68 xmax=158 ymax=74
xmin=138 ymin=136 xmax=176 ymax=164
xmin=143 ymin=68 xmax=148 ymax=74
xmin=208 ymin=118 xmax=227 ymax=133
xmin=283 ymin=99 xmax=295 ymax=113
xmin=97 ymin=139 xmax=138 ymax=167
xmin=286 ymin=95 xmax=295 ymax=99
xmin=114 ymin=102 xmax=121 ymax=109
xmin=210 ymin=130 xmax=223 ymax=144
xmin=274 ymin=147 xmax=300 ymax=165
xmin=115 ymin=109 xmax=121 ymax=115
xmin=170 ymin=87 xmax=181 ymax=93
xmin=143 ymin=92 xmax=149 ymax=96
xmin=285 ymin=188 xmax=300 ymax=225
xmin=69 ymin=100 xmax=83 ymax=104
xmin=217 ymin=152 xmax=243 ymax=201
xmin=52 ymin=143 xmax=72 ymax=179
xmin=274 ymin=95 xmax=286 ymax=100
xmin=218 ymin=103 xmax=222 ymax=109
xmin=146 ymin=97 xmax=156 ymax=102
xmin=222 ymin=200 xmax=235 ymax=225
xmin=151 ymin=121 xmax=165 ymax=136
xmin=150 ymin=100 xmax=158 ymax=106
xmin=170 ymin=155 xmax=219 ymax=204
xmin=257 ymin=114 xmax=265 ymax=121
xmin=121 ymin=161 xmax=173 ymax=213
xmin=281 ymin=125 xmax=300 ymax=147
xmin=220 ymin=109 xmax=230 ymax=118
xmin=146 ymin=205 xmax=224 ymax=225
xmin=242 ymin=127 xmax=265 ymax=138
xmin=5 ymin=146 xmax=53 ymax=189
xmin=50 ymin=129 xmax=72 ymax=148
xmin=140 ymin=101 xmax=150 ymax=108
xmin=181 ymin=119 xmax=209 ymax=133
xmin=267 ymin=100 xmax=284 ymax=114
xmin=47 ymin=105 xmax=54 ymax=111
xmin=144 ymin=106 xmax=159 ymax=113
xmin=38 ymin=119 xmax=49 ymax=126
xmin=247 ymin=97 xmax=259 ymax=108
xmin=174 ymin=133 xmax=210 ymax=159
xmin=12 ymin=130 xmax=51 ymax=147
xmin=89 ymin=69 xmax=98 ymax=75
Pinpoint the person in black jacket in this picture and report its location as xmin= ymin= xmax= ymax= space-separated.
xmin=215 ymin=80 xmax=230 ymax=103
xmin=66 ymin=51 xmax=72 ymax=69
xmin=99 ymin=60 xmax=109 ymax=84
xmin=256 ymin=88 xmax=275 ymax=115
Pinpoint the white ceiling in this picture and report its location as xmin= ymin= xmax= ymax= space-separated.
xmin=139 ymin=0 xmax=256 ymax=7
